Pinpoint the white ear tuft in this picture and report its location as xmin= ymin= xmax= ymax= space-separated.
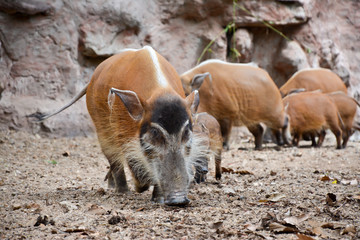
xmin=107 ymin=90 xmax=116 ymax=112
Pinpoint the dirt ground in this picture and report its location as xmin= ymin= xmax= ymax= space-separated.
xmin=0 ymin=129 xmax=359 ymax=240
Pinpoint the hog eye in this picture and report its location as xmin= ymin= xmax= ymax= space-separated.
xmin=149 ymin=127 xmax=165 ymax=145
xmin=182 ymin=127 xmax=191 ymax=142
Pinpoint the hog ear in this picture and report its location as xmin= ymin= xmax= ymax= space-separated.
xmin=284 ymin=102 xmax=289 ymax=112
xmin=185 ymin=90 xmax=200 ymax=115
xmin=109 ymin=88 xmax=144 ymax=121
xmin=191 ymin=72 xmax=211 ymax=91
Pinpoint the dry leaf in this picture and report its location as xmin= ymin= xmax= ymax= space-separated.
xmin=341 ymin=224 xmax=356 ymax=235
xmin=353 ymin=194 xmax=360 ymax=200
xmin=62 ymin=151 xmax=70 ymax=157
xmin=269 ymin=222 xmax=298 ymax=233
xmin=284 ymin=214 xmax=309 ymax=226
xmin=326 ymin=193 xmax=337 ymax=206
xmin=87 ymin=204 xmax=106 ymax=215
xmin=265 ymin=193 xmax=286 ymax=202
xmin=296 ymin=233 xmax=315 ymax=240
xmin=211 ymin=221 xmax=223 ymax=229
xmin=320 ymin=176 xmax=331 ymax=181
xmin=221 ymin=167 xmax=235 ymax=173
xmin=244 ymin=223 xmax=258 ymax=232
xmin=221 ymin=167 xmax=253 ymax=175
xmin=321 ymin=222 xmax=346 ymax=229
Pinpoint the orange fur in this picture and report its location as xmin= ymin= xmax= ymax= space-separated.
xmin=327 ymin=92 xmax=360 ymax=148
xmin=280 ymin=68 xmax=347 ymax=97
xmin=283 ymin=92 xmax=343 ymax=149
xmin=181 ymin=60 xmax=287 ymax=149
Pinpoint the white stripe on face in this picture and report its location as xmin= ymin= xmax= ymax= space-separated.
xmin=144 ymin=46 xmax=169 ymax=88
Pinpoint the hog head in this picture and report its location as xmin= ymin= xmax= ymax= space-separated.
xmin=110 ymin=88 xmax=201 ymax=206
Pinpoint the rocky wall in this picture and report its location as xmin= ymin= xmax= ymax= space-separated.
xmin=0 ymin=0 xmax=359 ymax=136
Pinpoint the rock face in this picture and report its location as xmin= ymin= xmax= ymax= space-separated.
xmin=0 ymin=0 xmax=359 ymax=136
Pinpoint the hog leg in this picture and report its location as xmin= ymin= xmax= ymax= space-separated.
xmin=105 ymin=157 xmax=129 ymax=193
xmin=218 ymin=119 xmax=232 ymax=151
xmin=329 ymin=126 xmax=342 ymax=149
xmin=248 ymin=124 xmax=264 ymax=150
xmin=151 ymin=185 xmax=164 ymax=204
xmin=341 ymin=128 xmax=353 ymax=148
xmin=310 ymin=132 xmax=317 ymax=147
xmin=292 ymin=132 xmax=300 ymax=147
xmin=316 ymin=130 xmax=326 ymax=147
xmin=271 ymin=128 xmax=283 ymax=146
xmin=215 ymin=150 xmax=222 ymax=180
xmin=127 ymin=158 xmax=151 ymax=193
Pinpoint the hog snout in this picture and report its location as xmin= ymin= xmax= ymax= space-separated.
xmin=196 ymin=166 xmax=208 ymax=174
xmin=165 ymin=192 xmax=190 ymax=206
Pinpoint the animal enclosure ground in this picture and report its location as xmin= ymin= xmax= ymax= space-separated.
xmin=0 ymin=130 xmax=359 ymax=239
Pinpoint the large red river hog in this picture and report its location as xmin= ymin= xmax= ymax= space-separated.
xmin=180 ymin=59 xmax=288 ymax=150
xmin=279 ymin=68 xmax=347 ymax=97
xmin=282 ymin=91 xmax=343 ymax=149
xmin=29 ymin=46 xmax=208 ymax=206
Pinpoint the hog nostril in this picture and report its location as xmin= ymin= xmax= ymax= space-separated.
xmin=200 ymin=167 xmax=208 ymax=174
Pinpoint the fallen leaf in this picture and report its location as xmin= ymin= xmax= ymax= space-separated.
xmin=326 ymin=193 xmax=337 ymax=206
xmin=310 ymin=226 xmax=328 ymax=238
xmin=88 ymin=204 xmax=106 ymax=215
xmin=321 ymin=222 xmax=346 ymax=229
xmin=223 ymin=187 xmax=235 ymax=196
xmin=320 ymin=176 xmax=330 ymax=181
xmin=221 ymin=167 xmax=253 ymax=175
xmin=296 ymin=233 xmax=315 ymax=240
xmin=350 ymin=179 xmax=358 ymax=186
xmin=262 ymin=193 xmax=286 ymax=202
xmin=221 ymin=167 xmax=234 ymax=173
xmin=293 ymin=152 xmax=303 ymax=157
xmin=353 ymin=193 xmax=360 ymax=200
xmin=62 ymin=151 xmax=70 ymax=157
xmin=34 ymin=215 xmax=55 ymax=226
xmin=211 ymin=221 xmax=223 ymax=229
xmin=284 ymin=214 xmax=309 ymax=226
xmin=269 ymin=222 xmax=298 ymax=233
xmin=341 ymin=224 xmax=356 ymax=235
xmin=244 ymin=223 xmax=258 ymax=232
xmin=108 ymin=214 xmax=127 ymax=225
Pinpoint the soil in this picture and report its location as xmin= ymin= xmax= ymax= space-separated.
xmin=0 ymin=129 xmax=359 ymax=239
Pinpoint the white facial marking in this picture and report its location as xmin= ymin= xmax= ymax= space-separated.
xmin=144 ymin=46 xmax=168 ymax=88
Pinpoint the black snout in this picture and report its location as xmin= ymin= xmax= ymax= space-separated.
xmin=165 ymin=196 xmax=190 ymax=206
xmin=197 ymin=166 xmax=208 ymax=174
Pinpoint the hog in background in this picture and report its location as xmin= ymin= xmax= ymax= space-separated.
xmin=193 ymin=112 xmax=223 ymax=183
xmin=181 ymin=59 xmax=288 ymax=150
xmin=282 ymin=91 xmax=343 ymax=149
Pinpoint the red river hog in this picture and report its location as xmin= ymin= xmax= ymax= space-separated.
xmin=192 ymin=112 xmax=223 ymax=183
xmin=180 ymin=59 xmax=288 ymax=150
xmin=282 ymin=91 xmax=343 ymax=149
xmin=29 ymin=46 xmax=208 ymax=206
xmin=279 ymin=68 xmax=347 ymax=97
xmin=326 ymin=91 xmax=360 ymax=148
